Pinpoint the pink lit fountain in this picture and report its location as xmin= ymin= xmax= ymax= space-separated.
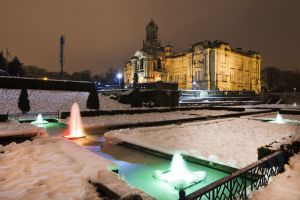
xmin=64 ymin=103 xmax=86 ymax=139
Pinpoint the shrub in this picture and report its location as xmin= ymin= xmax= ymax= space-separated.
xmin=86 ymin=86 xmax=100 ymax=110
xmin=257 ymin=146 xmax=275 ymax=160
xmin=130 ymin=88 xmax=142 ymax=107
xmin=286 ymin=141 xmax=300 ymax=158
xmin=18 ymin=87 xmax=30 ymax=113
xmin=0 ymin=114 xmax=8 ymax=122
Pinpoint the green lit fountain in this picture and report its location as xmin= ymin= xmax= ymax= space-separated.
xmin=31 ymin=113 xmax=48 ymax=125
xmin=153 ymin=152 xmax=207 ymax=190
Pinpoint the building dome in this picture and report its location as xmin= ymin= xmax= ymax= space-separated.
xmin=146 ymin=18 xmax=157 ymax=27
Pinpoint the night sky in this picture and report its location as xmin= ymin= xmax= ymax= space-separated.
xmin=0 ymin=0 xmax=299 ymax=74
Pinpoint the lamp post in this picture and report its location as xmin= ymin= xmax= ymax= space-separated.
xmin=294 ymin=88 xmax=297 ymax=106
xmin=117 ymin=73 xmax=122 ymax=86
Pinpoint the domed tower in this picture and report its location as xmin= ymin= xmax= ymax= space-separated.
xmin=142 ymin=19 xmax=162 ymax=55
xmin=164 ymin=43 xmax=174 ymax=56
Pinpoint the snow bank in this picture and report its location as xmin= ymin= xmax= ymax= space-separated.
xmin=0 ymin=89 xmax=129 ymax=113
xmin=250 ymin=153 xmax=300 ymax=200
xmin=105 ymin=118 xmax=299 ymax=168
xmin=0 ymin=138 xmax=153 ymax=200
xmin=62 ymin=109 xmax=235 ymax=130
xmin=0 ymin=120 xmax=47 ymax=138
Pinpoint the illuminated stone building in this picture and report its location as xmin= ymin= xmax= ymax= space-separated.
xmin=124 ymin=19 xmax=261 ymax=93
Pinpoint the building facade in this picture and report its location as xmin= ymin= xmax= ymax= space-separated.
xmin=124 ymin=19 xmax=261 ymax=93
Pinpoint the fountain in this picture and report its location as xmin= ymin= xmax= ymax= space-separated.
xmin=64 ymin=103 xmax=86 ymax=139
xmin=153 ymin=152 xmax=207 ymax=190
xmin=31 ymin=113 xmax=48 ymax=125
xmin=274 ymin=112 xmax=284 ymax=124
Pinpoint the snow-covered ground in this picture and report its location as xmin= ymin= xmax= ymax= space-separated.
xmin=0 ymin=137 xmax=153 ymax=200
xmin=0 ymin=120 xmax=46 ymax=138
xmin=105 ymin=117 xmax=300 ymax=168
xmin=0 ymin=89 xmax=130 ymax=113
xmin=250 ymin=153 xmax=300 ymax=200
xmin=62 ymin=109 xmax=235 ymax=130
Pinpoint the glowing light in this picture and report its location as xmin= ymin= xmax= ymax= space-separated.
xmin=42 ymin=77 xmax=48 ymax=80
xmin=31 ymin=114 xmax=48 ymax=125
xmin=153 ymin=152 xmax=207 ymax=189
xmin=293 ymin=102 xmax=297 ymax=107
xmin=64 ymin=103 xmax=86 ymax=139
xmin=117 ymin=73 xmax=122 ymax=79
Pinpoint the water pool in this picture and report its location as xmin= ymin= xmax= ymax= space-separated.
xmin=44 ymin=123 xmax=228 ymax=200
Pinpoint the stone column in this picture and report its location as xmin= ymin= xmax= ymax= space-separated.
xmin=131 ymin=59 xmax=137 ymax=73
xmin=144 ymin=57 xmax=149 ymax=78
xmin=209 ymin=49 xmax=216 ymax=90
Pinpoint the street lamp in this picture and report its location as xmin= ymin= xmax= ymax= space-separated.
xmin=192 ymin=81 xmax=196 ymax=90
xmin=294 ymin=88 xmax=297 ymax=107
xmin=117 ymin=73 xmax=122 ymax=86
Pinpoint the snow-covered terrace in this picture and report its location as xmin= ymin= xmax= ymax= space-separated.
xmin=62 ymin=109 xmax=237 ymax=131
xmin=0 ymin=120 xmax=46 ymax=139
xmin=105 ymin=114 xmax=300 ymax=169
xmin=0 ymin=137 xmax=154 ymax=200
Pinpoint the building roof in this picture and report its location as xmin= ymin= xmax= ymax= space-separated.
xmin=192 ymin=40 xmax=261 ymax=57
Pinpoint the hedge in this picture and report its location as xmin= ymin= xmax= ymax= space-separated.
xmin=60 ymin=106 xmax=245 ymax=119
xmin=257 ymin=141 xmax=300 ymax=160
xmin=0 ymin=76 xmax=94 ymax=91
xmin=0 ymin=114 xmax=8 ymax=122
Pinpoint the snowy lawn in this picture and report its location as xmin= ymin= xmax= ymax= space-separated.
xmin=0 ymin=89 xmax=130 ymax=113
xmin=105 ymin=118 xmax=300 ymax=168
xmin=62 ymin=109 xmax=236 ymax=130
xmin=0 ymin=120 xmax=46 ymax=138
xmin=250 ymin=153 xmax=300 ymax=200
xmin=0 ymin=137 xmax=153 ymax=200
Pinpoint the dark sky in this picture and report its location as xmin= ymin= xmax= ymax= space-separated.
xmin=0 ymin=0 xmax=299 ymax=74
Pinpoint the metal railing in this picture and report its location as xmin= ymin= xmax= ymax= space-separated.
xmin=179 ymin=149 xmax=286 ymax=200
xmin=8 ymin=111 xmax=59 ymax=120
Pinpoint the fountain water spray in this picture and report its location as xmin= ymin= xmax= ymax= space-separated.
xmin=64 ymin=103 xmax=86 ymax=139
xmin=153 ymin=152 xmax=207 ymax=190
xmin=274 ymin=112 xmax=284 ymax=124
xmin=31 ymin=113 xmax=48 ymax=125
